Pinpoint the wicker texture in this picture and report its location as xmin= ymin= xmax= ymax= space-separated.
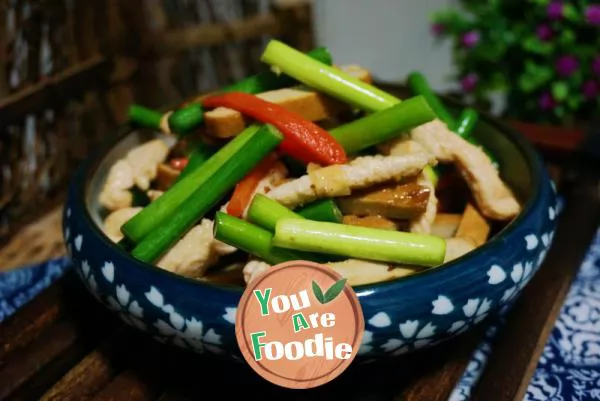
xmin=0 ymin=0 xmax=313 ymax=246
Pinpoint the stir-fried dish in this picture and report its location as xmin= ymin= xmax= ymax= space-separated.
xmin=98 ymin=40 xmax=521 ymax=287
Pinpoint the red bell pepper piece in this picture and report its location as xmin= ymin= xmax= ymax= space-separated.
xmin=169 ymin=157 xmax=189 ymax=171
xmin=202 ymin=92 xmax=347 ymax=166
xmin=227 ymin=152 xmax=279 ymax=218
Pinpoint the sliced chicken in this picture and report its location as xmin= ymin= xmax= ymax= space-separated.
xmin=147 ymin=190 xmax=164 ymax=202
xmin=103 ymin=207 xmax=142 ymax=242
xmin=409 ymin=172 xmax=438 ymax=234
xmin=409 ymin=120 xmax=520 ymax=220
xmin=243 ymin=259 xmax=272 ymax=284
xmin=125 ymin=139 xmax=170 ymax=190
xmin=99 ymin=139 xmax=170 ymax=211
xmin=98 ymin=160 xmax=134 ymax=211
xmin=267 ymin=153 xmax=435 ymax=209
xmin=157 ymin=219 xmax=216 ymax=278
xmin=337 ymin=181 xmax=430 ymax=220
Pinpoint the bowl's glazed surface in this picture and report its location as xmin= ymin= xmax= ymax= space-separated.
xmin=62 ymin=112 xmax=558 ymax=361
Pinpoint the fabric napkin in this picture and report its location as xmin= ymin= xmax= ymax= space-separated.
xmin=0 ymin=256 xmax=71 ymax=322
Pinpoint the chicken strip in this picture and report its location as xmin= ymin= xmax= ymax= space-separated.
xmin=156 ymin=219 xmax=219 ymax=278
xmin=146 ymin=190 xmax=164 ymax=202
xmin=99 ymin=139 xmax=170 ymax=211
xmin=127 ymin=140 xmax=171 ymax=190
xmin=409 ymin=120 xmax=520 ymax=220
xmin=98 ymin=160 xmax=135 ymax=211
xmin=266 ymin=153 xmax=434 ymax=209
xmin=103 ymin=207 xmax=142 ymax=242
xmin=243 ymin=259 xmax=272 ymax=284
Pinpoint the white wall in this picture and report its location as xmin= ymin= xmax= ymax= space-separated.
xmin=312 ymin=0 xmax=459 ymax=92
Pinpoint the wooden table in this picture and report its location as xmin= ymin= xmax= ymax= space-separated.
xmin=1 ymin=131 xmax=599 ymax=401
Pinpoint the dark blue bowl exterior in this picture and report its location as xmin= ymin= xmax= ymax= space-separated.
xmin=63 ymin=137 xmax=558 ymax=362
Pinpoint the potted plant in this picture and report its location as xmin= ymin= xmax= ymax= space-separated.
xmin=429 ymin=0 xmax=599 ymax=140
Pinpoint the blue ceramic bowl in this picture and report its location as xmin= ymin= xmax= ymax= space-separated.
xmin=62 ymin=113 xmax=558 ymax=361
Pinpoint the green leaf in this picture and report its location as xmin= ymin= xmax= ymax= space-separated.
xmin=522 ymin=36 xmax=554 ymax=55
xmin=552 ymin=82 xmax=569 ymax=101
xmin=519 ymin=62 xmax=553 ymax=93
xmin=312 ymin=281 xmax=326 ymax=304
xmin=558 ymin=29 xmax=576 ymax=46
xmin=530 ymin=0 xmax=549 ymax=5
xmin=562 ymin=4 xmax=579 ymax=22
xmin=567 ymin=94 xmax=583 ymax=110
xmin=323 ymin=278 xmax=348 ymax=304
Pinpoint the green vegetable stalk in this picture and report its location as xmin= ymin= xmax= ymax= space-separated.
xmin=122 ymin=124 xmax=280 ymax=244
xmin=272 ymin=218 xmax=447 ymax=267
xmin=407 ymin=72 xmax=457 ymax=130
xmin=129 ymin=125 xmax=284 ymax=263
xmin=261 ymin=40 xmax=401 ymax=112
xmin=329 ymin=96 xmax=436 ymax=154
xmin=167 ymin=47 xmax=333 ymax=134
xmin=214 ymin=212 xmax=324 ymax=265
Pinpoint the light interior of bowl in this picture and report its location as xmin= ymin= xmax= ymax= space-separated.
xmin=85 ymin=113 xmax=535 ymax=286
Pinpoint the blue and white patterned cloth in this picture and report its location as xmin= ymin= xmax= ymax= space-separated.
xmin=2 ymin=199 xmax=600 ymax=400
xmin=0 ymin=256 xmax=71 ymax=322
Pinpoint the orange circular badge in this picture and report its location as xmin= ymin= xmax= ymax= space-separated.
xmin=235 ymin=260 xmax=365 ymax=389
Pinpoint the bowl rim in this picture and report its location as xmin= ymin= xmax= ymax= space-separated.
xmin=70 ymin=102 xmax=544 ymax=295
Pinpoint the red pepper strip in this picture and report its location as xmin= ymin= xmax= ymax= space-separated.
xmin=226 ymin=152 xmax=280 ymax=218
xmin=202 ymin=92 xmax=347 ymax=166
xmin=170 ymin=157 xmax=189 ymax=170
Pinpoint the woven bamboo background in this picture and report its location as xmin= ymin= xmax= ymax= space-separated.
xmin=0 ymin=0 xmax=314 ymax=251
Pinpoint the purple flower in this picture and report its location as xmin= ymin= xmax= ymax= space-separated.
xmin=461 ymin=31 xmax=480 ymax=48
xmin=461 ymin=74 xmax=478 ymax=92
xmin=593 ymin=56 xmax=600 ymax=76
xmin=536 ymin=24 xmax=553 ymax=41
xmin=539 ymin=92 xmax=557 ymax=110
xmin=555 ymin=55 xmax=579 ymax=77
xmin=547 ymin=2 xmax=563 ymax=20
xmin=585 ymin=5 xmax=600 ymax=25
xmin=582 ymin=81 xmax=599 ymax=99
xmin=431 ymin=23 xmax=445 ymax=37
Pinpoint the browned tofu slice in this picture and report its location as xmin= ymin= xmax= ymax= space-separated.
xmin=204 ymin=65 xmax=373 ymax=138
xmin=342 ymin=215 xmax=400 ymax=231
xmin=337 ymin=181 xmax=431 ymax=220
xmin=431 ymin=214 xmax=462 ymax=239
xmin=455 ymin=203 xmax=491 ymax=247
xmin=155 ymin=163 xmax=180 ymax=191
